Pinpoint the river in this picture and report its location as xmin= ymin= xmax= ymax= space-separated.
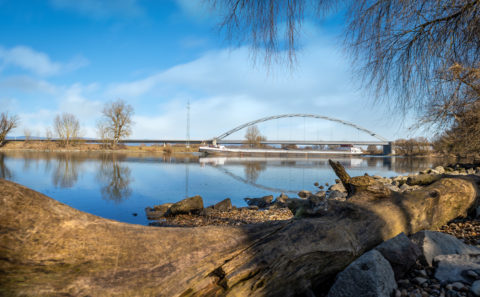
xmin=0 ymin=151 xmax=449 ymax=225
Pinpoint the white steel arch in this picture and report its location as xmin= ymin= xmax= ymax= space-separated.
xmin=214 ymin=114 xmax=388 ymax=142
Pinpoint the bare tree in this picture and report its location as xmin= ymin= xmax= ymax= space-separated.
xmin=0 ymin=112 xmax=19 ymax=146
xmin=433 ymin=101 xmax=480 ymax=157
xmin=96 ymin=121 xmax=111 ymax=148
xmin=54 ymin=113 xmax=81 ymax=146
xmin=100 ymin=99 xmax=134 ymax=147
xmin=45 ymin=127 xmax=53 ymax=141
xmin=244 ymin=125 xmax=266 ymax=147
xmin=211 ymin=0 xmax=480 ymax=128
xmin=23 ymin=128 xmax=32 ymax=143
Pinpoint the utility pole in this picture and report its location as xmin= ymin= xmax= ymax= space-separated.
xmin=186 ymin=99 xmax=190 ymax=149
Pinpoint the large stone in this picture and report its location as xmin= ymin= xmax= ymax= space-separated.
xmin=471 ymin=280 xmax=480 ymax=296
xmin=245 ymin=195 xmax=274 ymax=208
xmin=298 ymin=190 xmax=311 ymax=199
xmin=328 ymin=190 xmax=347 ymax=200
xmin=275 ymin=193 xmax=289 ymax=204
xmin=213 ymin=198 xmax=232 ymax=211
xmin=166 ymin=195 xmax=204 ymax=216
xmin=434 ymin=254 xmax=480 ymax=284
xmin=327 ymin=250 xmax=397 ymax=297
xmin=434 ymin=166 xmax=446 ymax=174
xmin=329 ymin=183 xmax=346 ymax=193
xmin=375 ymin=232 xmax=421 ymax=279
xmin=145 ymin=207 xmax=165 ymax=220
xmin=153 ymin=203 xmax=173 ymax=214
xmin=410 ymin=231 xmax=480 ymax=266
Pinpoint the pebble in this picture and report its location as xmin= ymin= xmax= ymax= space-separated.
xmin=414 ymin=277 xmax=428 ymax=285
xmin=471 ymin=280 xmax=480 ymax=296
xmin=467 ymin=270 xmax=479 ymax=279
xmin=451 ymin=282 xmax=464 ymax=291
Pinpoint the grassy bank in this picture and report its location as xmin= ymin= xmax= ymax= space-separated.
xmin=0 ymin=141 xmax=200 ymax=155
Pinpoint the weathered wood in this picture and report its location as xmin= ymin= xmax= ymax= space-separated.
xmin=1 ymin=175 xmax=479 ymax=296
xmin=328 ymin=159 xmax=353 ymax=195
xmin=407 ymin=174 xmax=443 ymax=186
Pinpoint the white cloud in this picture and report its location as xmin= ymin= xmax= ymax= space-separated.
xmin=0 ymin=45 xmax=89 ymax=76
xmin=0 ymin=76 xmax=58 ymax=94
xmin=49 ymin=0 xmax=144 ymax=18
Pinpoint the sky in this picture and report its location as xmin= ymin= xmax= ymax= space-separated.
xmin=0 ymin=0 xmax=421 ymax=142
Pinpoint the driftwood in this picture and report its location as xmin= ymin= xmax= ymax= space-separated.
xmin=407 ymin=174 xmax=443 ymax=186
xmin=1 ymin=169 xmax=480 ymax=296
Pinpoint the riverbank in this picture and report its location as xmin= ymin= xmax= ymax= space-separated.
xmin=0 ymin=140 xmax=200 ymax=155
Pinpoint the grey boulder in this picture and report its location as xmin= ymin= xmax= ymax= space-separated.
xmin=327 ymin=250 xmax=397 ymax=297
xmin=375 ymin=232 xmax=421 ymax=279
xmin=410 ymin=230 xmax=480 ymax=266
xmin=166 ymin=195 xmax=204 ymax=216
xmin=434 ymin=254 xmax=480 ymax=284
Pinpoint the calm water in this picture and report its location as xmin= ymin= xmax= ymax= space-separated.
xmin=0 ymin=151 xmax=448 ymax=225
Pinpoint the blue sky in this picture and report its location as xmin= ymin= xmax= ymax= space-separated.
xmin=0 ymin=0 xmax=420 ymax=141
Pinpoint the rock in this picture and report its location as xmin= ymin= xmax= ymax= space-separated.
xmin=244 ymin=195 xmax=274 ymax=208
xmin=308 ymin=194 xmax=325 ymax=207
xmin=213 ymin=198 xmax=232 ymax=212
xmin=327 ymin=250 xmax=397 ymax=297
xmin=248 ymin=205 xmax=259 ymax=210
xmin=435 ymin=166 xmax=446 ymax=174
xmin=145 ymin=207 xmax=165 ymax=220
xmin=410 ymin=230 xmax=480 ymax=266
xmin=166 ymin=195 xmax=204 ymax=216
xmin=399 ymin=184 xmax=410 ymax=191
xmin=451 ymin=282 xmax=465 ymax=291
xmin=153 ymin=203 xmax=173 ymax=215
xmin=329 ymin=183 xmax=346 ymax=193
xmin=274 ymin=193 xmax=289 ymax=204
xmin=328 ymin=190 xmax=347 ymax=200
xmin=467 ymin=270 xmax=479 ymax=278
xmin=314 ymin=191 xmax=326 ymax=198
xmin=471 ymin=280 xmax=480 ymax=296
xmin=262 ymin=195 xmax=274 ymax=204
xmin=375 ymin=233 xmax=422 ymax=279
xmin=314 ymin=182 xmax=319 ymax=187
xmin=298 ymin=190 xmax=311 ymax=199
xmin=413 ymin=277 xmax=428 ymax=285
xmin=434 ymin=254 xmax=480 ymax=284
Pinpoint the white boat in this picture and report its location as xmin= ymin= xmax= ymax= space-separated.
xmin=199 ymin=145 xmax=363 ymax=156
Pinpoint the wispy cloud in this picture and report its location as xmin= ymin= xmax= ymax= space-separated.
xmin=0 ymin=45 xmax=89 ymax=76
xmin=49 ymin=0 xmax=144 ymax=18
xmin=174 ymin=0 xmax=213 ymax=21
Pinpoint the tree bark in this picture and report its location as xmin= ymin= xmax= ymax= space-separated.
xmin=1 ymin=174 xmax=479 ymax=296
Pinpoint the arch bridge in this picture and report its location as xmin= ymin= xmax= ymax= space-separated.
xmin=210 ymin=114 xmax=395 ymax=155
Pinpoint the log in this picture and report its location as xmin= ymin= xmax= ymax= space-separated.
xmin=1 ymin=174 xmax=479 ymax=297
xmin=328 ymin=159 xmax=353 ymax=195
xmin=407 ymin=174 xmax=443 ymax=186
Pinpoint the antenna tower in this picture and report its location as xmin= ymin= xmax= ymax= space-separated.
xmin=186 ymin=99 xmax=190 ymax=148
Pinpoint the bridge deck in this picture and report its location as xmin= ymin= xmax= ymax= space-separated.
xmin=6 ymin=139 xmax=390 ymax=145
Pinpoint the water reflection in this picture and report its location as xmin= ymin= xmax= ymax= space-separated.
xmin=0 ymin=153 xmax=12 ymax=179
xmin=52 ymin=154 xmax=80 ymax=188
xmin=97 ymin=154 xmax=132 ymax=203
xmin=244 ymin=162 xmax=267 ymax=183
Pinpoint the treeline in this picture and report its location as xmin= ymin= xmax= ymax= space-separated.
xmin=0 ymin=99 xmax=133 ymax=148
xmin=394 ymin=138 xmax=432 ymax=156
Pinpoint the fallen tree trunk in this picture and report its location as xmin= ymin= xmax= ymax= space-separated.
xmin=1 ymin=173 xmax=479 ymax=296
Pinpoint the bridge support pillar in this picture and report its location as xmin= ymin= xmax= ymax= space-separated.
xmin=383 ymin=142 xmax=395 ymax=155
xmin=212 ymin=139 xmax=217 ymax=146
